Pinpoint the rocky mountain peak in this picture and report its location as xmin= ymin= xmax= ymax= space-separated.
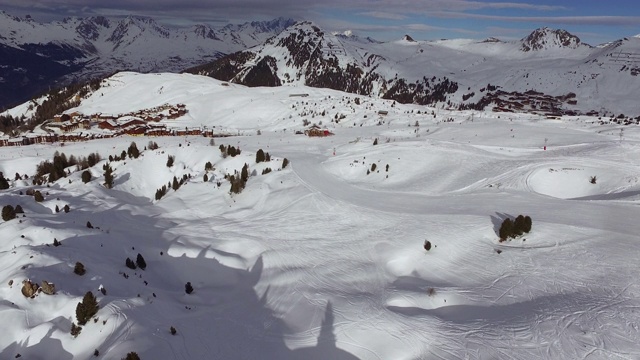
xmin=402 ymin=34 xmax=416 ymax=42
xmin=521 ymin=27 xmax=585 ymax=51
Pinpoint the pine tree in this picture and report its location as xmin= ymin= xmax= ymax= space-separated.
xmin=499 ymin=218 xmax=513 ymax=240
xmin=513 ymin=215 xmax=525 ymax=236
xmin=34 ymin=191 xmax=44 ymax=202
xmin=81 ymin=170 xmax=92 ymax=183
xmin=241 ymin=163 xmax=249 ymax=183
xmin=282 ymin=158 xmax=289 ymax=169
xmin=523 ymin=216 xmax=532 ymax=233
xmin=185 ymin=282 xmax=194 ymax=294
xmin=74 ymin=262 xmax=86 ymax=275
xmin=122 ymin=352 xmax=140 ymax=360
xmin=127 ymin=142 xmax=140 ymax=159
xmin=76 ymin=291 xmax=99 ymax=325
xmin=104 ymin=164 xmax=114 ymax=189
xmin=70 ymin=322 xmax=82 ymax=337
xmin=125 ymin=258 xmax=137 ymax=270
xmin=256 ymin=149 xmax=265 ymax=163
xmin=0 ymin=172 xmax=9 ymax=189
xmin=172 ymin=176 xmax=180 ymax=191
xmin=2 ymin=205 xmax=16 ymax=221
xmin=136 ymin=253 xmax=147 ymax=270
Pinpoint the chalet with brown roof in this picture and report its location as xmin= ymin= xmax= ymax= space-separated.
xmin=98 ymin=120 xmax=118 ymax=130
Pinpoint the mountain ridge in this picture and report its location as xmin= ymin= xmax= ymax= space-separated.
xmin=0 ymin=11 xmax=295 ymax=110
xmin=186 ymin=21 xmax=640 ymax=117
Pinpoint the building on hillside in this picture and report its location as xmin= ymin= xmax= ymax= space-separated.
xmin=98 ymin=120 xmax=118 ymax=130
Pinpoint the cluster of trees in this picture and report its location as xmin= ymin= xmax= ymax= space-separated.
xmin=499 ymin=215 xmax=532 ymax=241
xmin=125 ymin=254 xmax=147 ymax=270
xmin=227 ymin=163 xmax=250 ymax=194
xmin=35 ymin=151 xmax=101 ymax=183
xmin=255 ymin=149 xmax=271 ymax=163
xmin=71 ymin=290 xmax=99 ymax=337
xmin=219 ymin=144 xmax=241 ymax=158
xmin=155 ymin=174 xmax=190 ymax=200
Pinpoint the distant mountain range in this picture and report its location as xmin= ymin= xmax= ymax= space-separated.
xmin=4 ymin=11 xmax=640 ymax=119
xmin=0 ymin=11 xmax=295 ymax=109
xmin=187 ymin=22 xmax=640 ymax=117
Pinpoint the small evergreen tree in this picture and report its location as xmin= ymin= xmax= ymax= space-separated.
xmin=282 ymin=158 xmax=289 ymax=169
xmin=136 ymin=253 xmax=147 ymax=270
xmin=513 ymin=215 xmax=525 ymax=236
xmin=185 ymin=282 xmax=194 ymax=294
xmin=127 ymin=142 xmax=140 ymax=159
xmin=70 ymin=322 xmax=82 ymax=337
xmin=373 ymin=138 xmax=378 ymax=145
xmin=203 ymin=173 xmax=209 ymax=182
xmin=122 ymin=352 xmax=140 ymax=360
xmin=523 ymin=216 xmax=532 ymax=233
xmin=55 ymin=205 xmax=60 ymax=213
xmin=81 ymin=170 xmax=92 ymax=183
xmin=76 ymin=291 xmax=99 ymax=325
xmin=34 ymin=191 xmax=44 ymax=202
xmin=241 ymin=163 xmax=249 ymax=183
xmin=86 ymin=221 xmax=93 ymax=228
xmin=170 ymin=326 xmax=177 ymax=335
xmin=74 ymin=262 xmax=86 ymax=275
xmin=14 ymin=204 xmax=24 ymax=213
xmin=256 ymin=149 xmax=265 ymax=163
xmin=172 ymin=176 xmax=180 ymax=191
xmin=104 ymin=164 xmax=114 ymax=189
xmin=125 ymin=258 xmax=137 ymax=270
xmin=0 ymin=173 xmax=10 ymax=190
xmin=2 ymin=205 xmax=16 ymax=221
xmin=499 ymin=218 xmax=513 ymax=240
xmin=166 ymin=155 xmax=175 ymax=167
xmin=64 ymin=204 xmax=70 ymax=213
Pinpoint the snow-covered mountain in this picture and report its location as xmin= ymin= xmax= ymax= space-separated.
xmin=0 ymin=11 xmax=295 ymax=109
xmin=189 ymin=21 xmax=640 ymax=117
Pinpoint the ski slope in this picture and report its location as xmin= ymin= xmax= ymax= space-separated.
xmin=1 ymin=73 xmax=639 ymax=359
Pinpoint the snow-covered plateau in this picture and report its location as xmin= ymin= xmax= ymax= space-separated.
xmin=1 ymin=72 xmax=639 ymax=359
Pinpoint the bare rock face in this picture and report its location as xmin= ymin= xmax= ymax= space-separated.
xmin=40 ymin=280 xmax=56 ymax=295
xmin=21 ymin=280 xmax=39 ymax=298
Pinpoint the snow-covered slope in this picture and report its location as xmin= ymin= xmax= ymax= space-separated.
xmin=0 ymin=11 xmax=294 ymax=109
xmin=1 ymin=72 xmax=640 ymax=359
xmin=190 ymin=21 xmax=640 ymax=117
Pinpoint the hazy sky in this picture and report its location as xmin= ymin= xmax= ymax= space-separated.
xmin=2 ymin=0 xmax=639 ymax=44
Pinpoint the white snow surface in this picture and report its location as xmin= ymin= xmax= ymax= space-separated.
xmin=1 ymin=72 xmax=640 ymax=359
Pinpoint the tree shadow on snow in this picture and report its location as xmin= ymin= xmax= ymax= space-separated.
xmin=0 ymin=326 xmax=73 ymax=360
xmin=490 ymin=212 xmax=512 ymax=236
xmin=12 ymin=195 xmax=358 ymax=359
